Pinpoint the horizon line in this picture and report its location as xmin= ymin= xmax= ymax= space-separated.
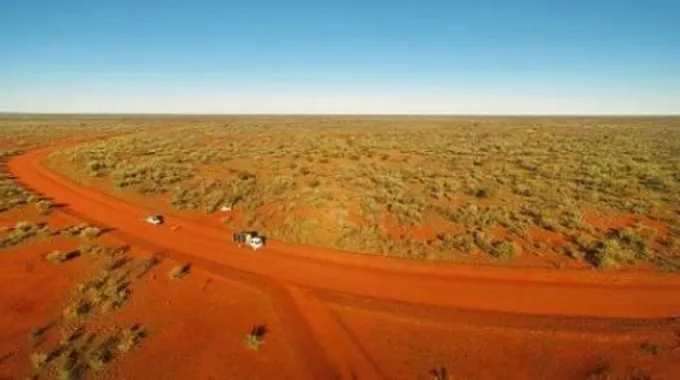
xmin=2 ymin=111 xmax=680 ymax=118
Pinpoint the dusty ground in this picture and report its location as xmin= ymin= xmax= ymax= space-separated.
xmin=1 ymin=116 xmax=680 ymax=380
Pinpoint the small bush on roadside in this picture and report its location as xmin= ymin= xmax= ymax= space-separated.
xmin=35 ymin=200 xmax=54 ymax=215
xmin=1 ymin=221 xmax=51 ymax=248
xmin=80 ymin=227 xmax=103 ymax=239
xmin=31 ymin=352 xmax=49 ymax=369
xmin=612 ymin=228 xmax=649 ymax=258
xmin=61 ymin=224 xmax=88 ymax=237
xmin=168 ymin=263 xmax=191 ymax=279
xmin=430 ymin=367 xmax=450 ymax=380
xmin=472 ymin=230 xmax=492 ymax=252
xmin=437 ymin=233 xmax=474 ymax=253
xmin=62 ymin=299 xmax=92 ymax=321
xmin=117 ymin=325 xmax=147 ymax=353
xmin=45 ymin=250 xmax=80 ymax=264
xmin=135 ymin=254 xmax=162 ymax=279
xmin=489 ymin=240 xmax=516 ymax=259
xmin=244 ymin=324 xmax=267 ymax=351
xmin=588 ymin=239 xmax=636 ymax=269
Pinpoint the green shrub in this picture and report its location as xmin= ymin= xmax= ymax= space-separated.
xmin=613 ymin=228 xmax=649 ymax=258
xmin=472 ymin=230 xmax=492 ymax=252
xmin=437 ymin=233 xmax=474 ymax=253
xmin=588 ymin=239 xmax=635 ymax=269
xmin=489 ymin=240 xmax=516 ymax=259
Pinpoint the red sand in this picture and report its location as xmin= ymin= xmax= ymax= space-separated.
xmin=327 ymin=297 xmax=680 ymax=380
xmin=104 ymin=258 xmax=314 ymax=380
xmin=0 ymin=232 xmax=99 ymax=376
xmin=4 ymin=145 xmax=680 ymax=379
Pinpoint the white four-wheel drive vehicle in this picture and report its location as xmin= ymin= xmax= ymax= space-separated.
xmin=145 ymin=215 xmax=164 ymax=225
xmin=233 ymin=231 xmax=266 ymax=250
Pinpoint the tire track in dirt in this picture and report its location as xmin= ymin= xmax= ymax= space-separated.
xmin=286 ymin=285 xmax=385 ymax=379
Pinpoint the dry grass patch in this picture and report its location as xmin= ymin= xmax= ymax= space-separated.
xmin=28 ymin=324 xmax=148 ymax=379
xmin=45 ymin=250 xmax=81 ymax=264
xmin=0 ymin=221 xmax=53 ymax=248
xmin=60 ymin=224 xmax=104 ymax=239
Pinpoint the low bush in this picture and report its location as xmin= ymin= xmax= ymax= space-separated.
xmin=244 ymin=324 xmax=267 ymax=351
xmin=587 ymin=239 xmax=636 ymax=269
xmin=45 ymin=250 xmax=80 ymax=264
xmin=80 ymin=227 xmax=103 ymax=239
xmin=1 ymin=221 xmax=51 ymax=248
xmin=168 ymin=263 xmax=191 ymax=279
xmin=117 ymin=325 xmax=147 ymax=353
xmin=489 ymin=240 xmax=516 ymax=260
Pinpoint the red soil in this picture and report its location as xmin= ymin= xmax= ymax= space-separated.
xmin=583 ymin=210 xmax=637 ymax=230
xmin=527 ymin=226 xmax=566 ymax=247
xmin=3 ymin=145 xmax=680 ymax=379
xmin=104 ymin=257 xmax=313 ymax=380
xmin=326 ymin=296 xmax=680 ymax=380
xmin=0 ymin=225 xmax=99 ymax=376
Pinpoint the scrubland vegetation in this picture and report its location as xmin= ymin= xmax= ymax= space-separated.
xmin=47 ymin=116 xmax=680 ymax=270
xmin=28 ymin=242 xmax=152 ymax=379
xmin=0 ymin=115 xmax=146 ymax=214
xmin=0 ymin=161 xmax=35 ymax=213
xmin=0 ymin=221 xmax=53 ymax=248
xmin=1 ymin=115 xmax=678 ymax=379
xmin=0 ymin=217 xmax=153 ymax=378
xmin=0 ymin=117 xmax=157 ymax=377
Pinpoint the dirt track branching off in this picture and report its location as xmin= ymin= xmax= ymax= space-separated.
xmin=44 ymin=116 xmax=680 ymax=270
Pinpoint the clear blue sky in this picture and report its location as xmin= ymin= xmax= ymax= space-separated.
xmin=1 ymin=0 xmax=679 ymax=114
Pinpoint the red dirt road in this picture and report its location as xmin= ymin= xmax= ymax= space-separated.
xmin=9 ymin=146 xmax=680 ymax=319
xmin=7 ymin=145 xmax=680 ymax=379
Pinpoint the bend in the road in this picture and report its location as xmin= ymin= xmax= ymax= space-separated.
xmin=7 ymin=145 xmax=680 ymax=319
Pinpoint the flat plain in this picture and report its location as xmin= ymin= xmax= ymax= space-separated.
xmin=1 ymin=115 xmax=680 ymax=380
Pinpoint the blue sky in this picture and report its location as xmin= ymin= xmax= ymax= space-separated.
xmin=1 ymin=0 xmax=679 ymax=114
